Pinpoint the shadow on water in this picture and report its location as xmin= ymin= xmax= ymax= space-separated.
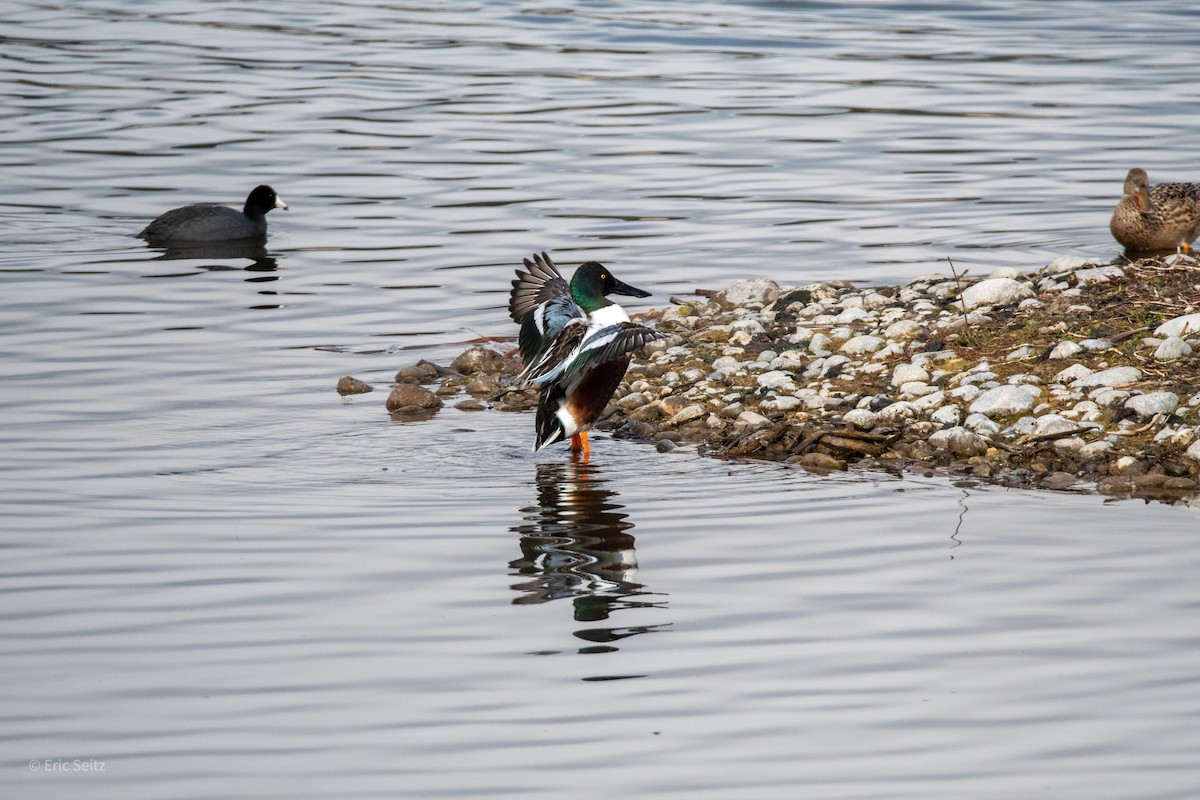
xmin=510 ymin=460 xmax=670 ymax=658
xmin=143 ymin=238 xmax=281 ymax=275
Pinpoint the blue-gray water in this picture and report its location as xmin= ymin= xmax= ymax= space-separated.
xmin=2 ymin=1 xmax=1199 ymax=798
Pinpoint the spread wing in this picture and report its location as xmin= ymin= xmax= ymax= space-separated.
xmin=509 ymin=251 xmax=570 ymax=325
xmin=525 ymin=321 xmax=665 ymax=389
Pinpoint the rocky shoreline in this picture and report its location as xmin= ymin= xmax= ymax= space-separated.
xmin=342 ymin=254 xmax=1200 ymax=503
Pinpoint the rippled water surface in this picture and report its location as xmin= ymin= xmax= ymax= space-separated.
xmin=3 ymin=1 xmax=1200 ymax=797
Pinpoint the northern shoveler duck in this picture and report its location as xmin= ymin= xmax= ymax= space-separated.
xmin=1110 ymin=168 xmax=1200 ymax=253
xmin=508 ymin=252 xmax=664 ymax=456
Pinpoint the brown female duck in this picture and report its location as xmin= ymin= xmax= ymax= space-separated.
xmin=1110 ymin=168 xmax=1200 ymax=253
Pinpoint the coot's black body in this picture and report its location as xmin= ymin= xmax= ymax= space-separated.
xmin=139 ymin=185 xmax=287 ymax=243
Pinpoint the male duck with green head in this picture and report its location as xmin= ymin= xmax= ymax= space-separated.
xmin=508 ymin=252 xmax=664 ymax=457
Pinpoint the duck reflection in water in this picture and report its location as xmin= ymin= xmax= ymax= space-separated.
xmin=510 ymin=461 xmax=669 ymax=646
xmin=144 ymin=239 xmax=280 ymax=276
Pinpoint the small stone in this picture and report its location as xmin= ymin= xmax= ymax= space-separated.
xmin=809 ymin=333 xmax=833 ymax=356
xmin=968 ymin=385 xmax=1037 ymax=417
xmin=892 ymin=363 xmax=930 ymax=386
xmin=834 ymin=307 xmax=873 ymax=325
xmin=1154 ymin=313 xmax=1200 ymax=339
xmin=792 ymin=452 xmax=845 ymax=471
xmin=960 ymin=278 xmax=1035 ymax=310
xmin=1041 ymin=472 xmax=1077 ymax=490
xmin=1154 ymin=336 xmax=1192 ymax=362
xmin=1079 ymin=440 xmax=1113 ymax=459
xmin=843 ymin=408 xmax=877 ymax=431
xmin=1048 ymin=340 xmax=1084 ymax=360
xmin=1112 ymin=456 xmax=1146 ymax=476
xmin=1045 ymin=255 xmax=1102 ymax=274
xmin=1006 ymin=345 xmax=1035 ymax=360
xmin=931 ymin=405 xmax=962 ymax=426
xmin=884 ymin=319 xmax=921 ymax=339
xmin=336 ymin=376 xmax=374 ymax=395
xmin=1124 ymin=392 xmax=1180 ymax=418
xmin=757 ymin=370 xmax=798 ymax=391
xmin=386 ymin=383 xmax=443 ymax=411
xmin=718 ymin=402 xmax=745 ymax=419
xmin=454 ymin=399 xmax=486 ymax=411
xmin=928 ymin=426 xmax=989 ymax=457
xmin=736 ymin=410 xmax=771 ymax=429
xmin=721 ymin=278 xmax=780 ymax=306
xmin=900 ymin=381 xmax=937 ymax=398
xmin=1053 ymin=364 xmax=1093 ymax=384
xmin=656 ymin=439 xmax=679 ymax=453
xmin=395 ymin=363 xmax=440 ymax=383
xmin=963 ymin=413 xmax=1001 ymax=434
xmin=1072 ymin=266 xmax=1125 ymax=284
xmin=1071 ymin=367 xmax=1142 ymax=389
xmin=667 ymin=404 xmax=707 ymax=426
xmin=616 ymin=392 xmax=650 ymax=411
xmin=1033 ymin=414 xmax=1078 ymax=437
xmin=1079 ymin=339 xmax=1113 ymax=352
xmin=876 ymin=401 xmax=919 ymax=425
xmin=451 ymin=347 xmax=504 ymax=375
xmin=840 ymin=335 xmax=886 ymax=355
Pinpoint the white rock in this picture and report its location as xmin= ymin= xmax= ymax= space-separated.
xmin=928 ymin=426 xmax=989 ymax=457
xmin=834 ymin=307 xmax=873 ymax=325
xmin=1155 ymin=313 xmax=1200 ymax=338
xmin=1006 ymin=345 xmax=1036 ymax=360
xmin=948 ymin=384 xmax=982 ymax=403
xmin=1048 ymin=340 xmax=1084 ymax=360
xmin=1155 ymin=336 xmax=1192 ymax=362
xmin=762 ymin=396 xmax=801 ymax=412
xmin=757 ymin=371 xmax=798 ymax=391
xmin=1079 ymin=338 xmax=1113 ymax=352
xmin=730 ymin=317 xmax=766 ymax=335
xmin=809 ymin=333 xmax=833 ymax=356
xmin=1079 ymin=440 xmax=1114 ymax=459
xmin=736 ymin=410 xmax=771 ymax=429
xmin=876 ymin=401 xmax=918 ymax=425
xmin=988 ymin=266 xmax=1022 ymax=279
xmin=963 ymin=413 xmax=1001 ymax=434
xmin=961 ymin=371 xmax=1000 ymax=385
xmin=710 ymin=355 xmax=742 ymax=374
xmin=843 ymin=408 xmax=877 ymax=431
xmin=1054 ymin=364 xmax=1093 ymax=383
xmin=998 ymin=417 xmax=1035 ymax=437
xmin=1045 ymin=255 xmax=1102 ymax=274
xmin=912 ymin=391 xmax=946 ymax=412
xmin=1186 ymin=440 xmax=1200 ymax=463
xmin=930 ymin=405 xmax=962 ymax=426
xmin=722 ymin=278 xmax=779 ymax=306
xmin=1033 ymin=414 xmax=1078 ymax=437
xmin=1053 ymin=437 xmax=1087 ymax=456
xmin=884 ymin=319 xmax=921 ymax=339
xmin=1072 ymin=266 xmax=1125 ymax=284
xmin=960 ymin=278 xmax=1035 ymax=310
xmin=969 ymin=385 xmax=1038 ymax=417
xmin=862 ymin=292 xmax=890 ymax=310
xmin=1124 ymin=392 xmax=1180 ymax=417
xmin=1072 ymin=366 xmax=1142 ymax=389
xmin=668 ymin=404 xmax=708 ymax=425
xmin=840 ymin=335 xmax=886 ymax=355
xmin=1007 ymin=374 xmax=1041 ymax=386
xmin=900 ymin=381 xmax=937 ymax=399
xmin=892 ymin=363 xmax=930 ymax=386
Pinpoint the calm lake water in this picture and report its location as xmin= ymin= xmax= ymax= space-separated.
xmin=2 ymin=1 xmax=1199 ymax=797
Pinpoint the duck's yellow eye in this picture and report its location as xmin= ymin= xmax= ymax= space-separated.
xmin=601 ymin=274 xmax=608 ymax=280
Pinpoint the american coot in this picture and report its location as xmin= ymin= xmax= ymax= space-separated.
xmin=507 ymin=252 xmax=663 ymax=457
xmin=1110 ymin=168 xmax=1200 ymax=253
xmin=138 ymin=185 xmax=287 ymax=244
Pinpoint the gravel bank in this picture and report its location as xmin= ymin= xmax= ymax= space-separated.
xmin=344 ymin=254 xmax=1200 ymax=504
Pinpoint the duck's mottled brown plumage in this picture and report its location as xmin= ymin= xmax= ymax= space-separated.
xmin=1110 ymin=168 xmax=1200 ymax=253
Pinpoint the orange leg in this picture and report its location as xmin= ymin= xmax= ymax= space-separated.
xmin=570 ymin=431 xmax=590 ymax=457
xmin=1182 ymin=242 xmax=1192 ymax=254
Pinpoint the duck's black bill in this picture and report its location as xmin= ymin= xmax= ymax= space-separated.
xmin=610 ymin=277 xmax=652 ymax=298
